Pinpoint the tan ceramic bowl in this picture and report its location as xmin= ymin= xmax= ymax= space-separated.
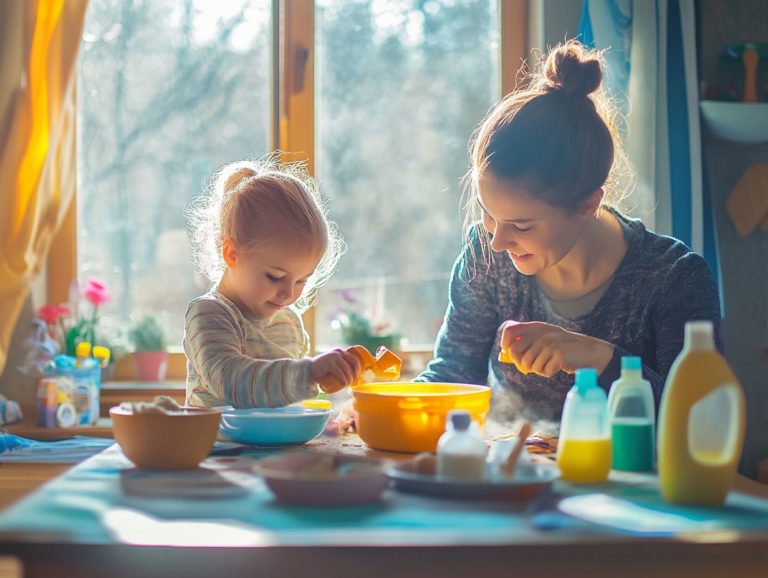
xmin=110 ymin=406 xmax=221 ymax=470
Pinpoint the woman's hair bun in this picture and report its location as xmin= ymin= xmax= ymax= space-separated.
xmin=543 ymin=41 xmax=602 ymax=98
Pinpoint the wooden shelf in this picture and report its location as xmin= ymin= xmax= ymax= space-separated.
xmin=4 ymin=417 xmax=113 ymax=441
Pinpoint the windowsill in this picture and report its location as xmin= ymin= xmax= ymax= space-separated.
xmin=9 ymin=354 xmax=433 ymax=442
xmin=316 ymin=344 xmax=435 ymax=354
xmin=102 ymin=381 xmax=185 ymax=390
xmin=108 ymin=346 xmax=434 ymax=387
xmin=100 ymin=383 xmax=187 ymax=416
xmin=5 ymin=414 xmax=113 ymax=441
xmin=6 ymin=384 xmax=187 ymax=442
xmin=111 ymin=353 xmax=188 ymax=381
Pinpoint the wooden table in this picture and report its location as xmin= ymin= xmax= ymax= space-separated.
xmin=0 ymin=417 xmax=111 ymax=510
xmin=0 ymin=462 xmax=71 ymax=511
xmin=0 ymin=381 xmax=185 ymax=509
xmin=1 ymin=435 xmax=768 ymax=578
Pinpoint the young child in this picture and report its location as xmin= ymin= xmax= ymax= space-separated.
xmin=183 ymin=157 xmax=362 ymax=408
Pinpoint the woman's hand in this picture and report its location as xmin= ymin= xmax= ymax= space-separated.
xmin=310 ymin=349 xmax=363 ymax=393
xmin=499 ymin=321 xmax=613 ymax=377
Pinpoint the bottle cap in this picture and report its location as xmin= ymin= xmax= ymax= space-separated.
xmin=621 ymin=356 xmax=642 ymax=371
xmin=684 ymin=321 xmax=715 ymax=352
xmin=75 ymin=342 xmax=92 ymax=358
xmin=92 ymin=346 xmax=111 ymax=366
xmin=448 ymin=410 xmax=471 ymax=431
xmin=574 ymin=368 xmax=598 ymax=392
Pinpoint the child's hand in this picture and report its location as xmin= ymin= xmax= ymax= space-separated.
xmin=310 ymin=349 xmax=363 ymax=394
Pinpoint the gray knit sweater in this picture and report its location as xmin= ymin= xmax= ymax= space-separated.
xmin=417 ymin=211 xmax=723 ymax=420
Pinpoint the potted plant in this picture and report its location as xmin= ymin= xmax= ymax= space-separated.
xmin=26 ymin=278 xmax=116 ymax=376
xmin=128 ymin=315 xmax=168 ymax=382
xmin=331 ymin=289 xmax=402 ymax=353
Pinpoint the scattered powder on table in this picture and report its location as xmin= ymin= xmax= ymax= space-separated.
xmin=119 ymin=396 xmax=182 ymax=414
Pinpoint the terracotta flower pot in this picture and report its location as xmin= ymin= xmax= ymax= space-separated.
xmin=133 ymin=351 xmax=168 ymax=382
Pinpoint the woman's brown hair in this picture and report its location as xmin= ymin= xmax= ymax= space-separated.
xmin=465 ymin=40 xmax=632 ymax=263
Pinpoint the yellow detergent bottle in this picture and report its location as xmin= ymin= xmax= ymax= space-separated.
xmin=557 ymin=368 xmax=612 ymax=484
xmin=658 ymin=321 xmax=746 ymax=506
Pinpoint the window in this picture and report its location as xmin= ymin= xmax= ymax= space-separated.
xmin=57 ymin=0 xmax=526 ymax=376
xmin=77 ymin=0 xmax=272 ymax=344
xmin=315 ymin=0 xmax=500 ymax=349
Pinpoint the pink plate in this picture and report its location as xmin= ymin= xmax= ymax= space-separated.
xmin=252 ymin=453 xmax=390 ymax=507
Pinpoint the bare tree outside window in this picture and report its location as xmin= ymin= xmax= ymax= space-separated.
xmin=78 ymin=0 xmax=499 ymax=352
xmin=77 ymin=0 xmax=271 ymax=344
xmin=315 ymin=0 xmax=499 ymax=348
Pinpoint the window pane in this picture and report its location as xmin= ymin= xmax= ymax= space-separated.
xmin=77 ymin=0 xmax=271 ymax=346
xmin=315 ymin=0 xmax=499 ymax=349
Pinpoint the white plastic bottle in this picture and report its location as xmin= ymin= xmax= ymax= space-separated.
xmin=607 ymin=356 xmax=656 ymax=472
xmin=436 ymin=410 xmax=487 ymax=480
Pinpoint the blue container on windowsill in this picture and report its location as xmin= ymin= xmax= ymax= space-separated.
xmin=36 ymin=356 xmax=101 ymax=428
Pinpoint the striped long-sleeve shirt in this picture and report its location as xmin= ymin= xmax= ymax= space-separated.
xmin=183 ymin=291 xmax=317 ymax=408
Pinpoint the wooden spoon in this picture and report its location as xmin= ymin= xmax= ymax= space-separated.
xmin=501 ymin=421 xmax=532 ymax=478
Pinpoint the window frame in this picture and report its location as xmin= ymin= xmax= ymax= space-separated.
xmin=49 ymin=0 xmax=528 ymax=382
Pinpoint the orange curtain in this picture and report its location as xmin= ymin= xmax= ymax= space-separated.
xmin=0 ymin=0 xmax=89 ymax=374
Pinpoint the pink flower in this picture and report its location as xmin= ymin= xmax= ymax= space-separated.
xmin=82 ymin=279 xmax=111 ymax=307
xmin=37 ymin=304 xmax=70 ymax=325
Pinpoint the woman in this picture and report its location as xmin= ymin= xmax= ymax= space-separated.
xmin=418 ymin=41 xmax=721 ymax=420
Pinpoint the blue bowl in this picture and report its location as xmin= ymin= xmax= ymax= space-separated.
xmin=219 ymin=406 xmax=332 ymax=446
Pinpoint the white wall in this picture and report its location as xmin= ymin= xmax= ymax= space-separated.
xmin=529 ymin=0 xmax=583 ymax=55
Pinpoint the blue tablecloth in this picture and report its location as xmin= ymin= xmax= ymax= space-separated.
xmin=1 ymin=443 xmax=767 ymax=547
xmin=0 ymin=433 xmax=114 ymax=463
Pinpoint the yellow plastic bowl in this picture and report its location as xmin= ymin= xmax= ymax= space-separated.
xmin=351 ymin=383 xmax=491 ymax=453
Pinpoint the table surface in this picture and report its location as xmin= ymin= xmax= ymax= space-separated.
xmin=1 ymin=432 xmax=768 ymax=578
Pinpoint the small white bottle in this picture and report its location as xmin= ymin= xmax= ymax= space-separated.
xmin=436 ymin=410 xmax=487 ymax=480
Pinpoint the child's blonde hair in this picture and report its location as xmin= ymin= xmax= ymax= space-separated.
xmin=187 ymin=155 xmax=345 ymax=312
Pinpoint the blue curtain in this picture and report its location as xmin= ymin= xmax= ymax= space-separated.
xmin=579 ymin=0 xmax=595 ymax=48
xmin=579 ymin=0 xmax=721 ymax=285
